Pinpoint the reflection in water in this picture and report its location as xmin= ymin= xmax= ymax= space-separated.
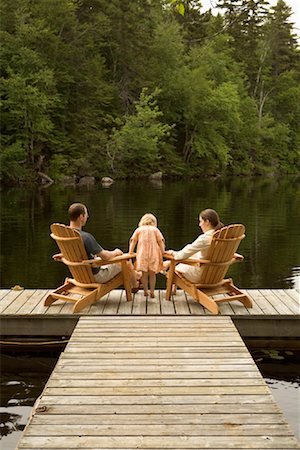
xmin=0 ymin=409 xmax=22 ymax=436
xmin=249 ymin=345 xmax=300 ymax=441
xmin=1 ymin=176 xmax=300 ymax=289
xmin=266 ymin=378 xmax=300 ymax=440
xmin=0 ymin=352 xmax=59 ymax=450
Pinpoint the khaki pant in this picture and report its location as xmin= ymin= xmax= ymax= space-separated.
xmin=94 ymin=263 xmax=122 ymax=283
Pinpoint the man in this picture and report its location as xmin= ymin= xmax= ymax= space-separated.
xmin=68 ymin=203 xmax=139 ymax=288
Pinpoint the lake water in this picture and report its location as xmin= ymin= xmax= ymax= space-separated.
xmin=1 ymin=176 xmax=300 ymax=289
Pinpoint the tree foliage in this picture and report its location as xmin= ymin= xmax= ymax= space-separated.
xmin=0 ymin=0 xmax=299 ymax=185
xmin=107 ymin=88 xmax=172 ymax=175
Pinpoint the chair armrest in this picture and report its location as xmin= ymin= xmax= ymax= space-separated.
xmin=174 ymin=258 xmax=202 ymax=266
xmin=94 ymin=253 xmax=136 ymax=264
xmin=59 ymin=253 xmax=136 ymax=267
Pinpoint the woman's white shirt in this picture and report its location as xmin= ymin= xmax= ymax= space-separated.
xmin=173 ymin=229 xmax=215 ymax=261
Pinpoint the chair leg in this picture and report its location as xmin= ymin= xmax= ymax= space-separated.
xmin=72 ymin=288 xmax=100 ymax=313
xmin=122 ymin=261 xmax=132 ymax=302
xmin=44 ymin=279 xmax=74 ymax=306
xmin=165 ymin=261 xmax=176 ymax=300
xmin=224 ymin=279 xmax=253 ymax=308
xmin=237 ymin=295 xmax=253 ymax=308
xmin=196 ymin=289 xmax=219 ymax=315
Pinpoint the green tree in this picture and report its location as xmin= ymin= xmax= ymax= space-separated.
xmin=0 ymin=3 xmax=60 ymax=182
xmin=107 ymin=88 xmax=172 ymax=175
xmin=266 ymin=0 xmax=299 ymax=78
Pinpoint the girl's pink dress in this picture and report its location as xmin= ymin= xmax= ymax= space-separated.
xmin=130 ymin=225 xmax=164 ymax=273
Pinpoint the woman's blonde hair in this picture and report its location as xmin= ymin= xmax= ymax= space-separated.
xmin=139 ymin=213 xmax=157 ymax=227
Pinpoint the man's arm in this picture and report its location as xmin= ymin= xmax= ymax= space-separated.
xmin=97 ymin=248 xmax=123 ymax=260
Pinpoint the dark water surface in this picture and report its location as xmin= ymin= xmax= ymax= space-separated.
xmin=1 ymin=176 xmax=300 ymax=289
xmin=0 ymin=350 xmax=60 ymax=450
xmin=0 ymin=344 xmax=299 ymax=449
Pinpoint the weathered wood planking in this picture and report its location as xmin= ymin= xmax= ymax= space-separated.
xmin=17 ymin=316 xmax=300 ymax=449
xmin=0 ymin=288 xmax=299 ymax=316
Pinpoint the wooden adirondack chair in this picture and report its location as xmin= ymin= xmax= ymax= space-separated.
xmin=164 ymin=224 xmax=252 ymax=314
xmin=44 ymin=223 xmax=135 ymax=313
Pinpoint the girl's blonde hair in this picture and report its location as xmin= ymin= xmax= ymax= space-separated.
xmin=139 ymin=213 xmax=157 ymax=227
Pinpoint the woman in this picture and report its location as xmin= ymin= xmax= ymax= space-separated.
xmin=165 ymin=208 xmax=223 ymax=283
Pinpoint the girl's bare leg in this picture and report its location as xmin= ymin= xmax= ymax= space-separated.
xmin=141 ymin=271 xmax=149 ymax=296
xmin=149 ymin=271 xmax=156 ymax=298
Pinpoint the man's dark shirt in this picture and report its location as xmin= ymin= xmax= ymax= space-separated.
xmin=79 ymin=230 xmax=103 ymax=275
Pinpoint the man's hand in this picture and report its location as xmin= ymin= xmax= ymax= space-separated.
xmin=52 ymin=253 xmax=62 ymax=261
xmin=114 ymin=248 xmax=123 ymax=257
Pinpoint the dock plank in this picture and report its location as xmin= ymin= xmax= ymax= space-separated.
xmin=25 ymin=423 xmax=293 ymax=436
xmin=173 ymin=290 xmax=191 ymax=314
xmin=285 ymin=289 xmax=300 ymax=305
xmin=117 ymin=290 xmax=133 ymax=315
xmin=17 ymin=316 xmax=300 ymax=450
xmin=244 ymin=290 xmax=265 ymax=314
xmin=132 ymin=291 xmax=147 ymax=315
xmin=30 ymin=290 xmax=53 ymax=314
xmin=3 ymin=289 xmax=37 ymax=314
xmin=31 ymin=412 xmax=285 ymax=424
xmin=0 ymin=289 xmax=10 ymax=300
xmin=0 ymin=289 xmax=25 ymax=313
xmin=273 ymin=289 xmax=299 ymax=314
xmin=146 ymin=295 xmax=161 ymax=314
xmin=260 ymin=289 xmax=295 ymax=315
xmin=160 ymin=290 xmax=176 ymax=314
xmin=18 ymin=435 xmax=300 ymax=449
xmin=102 ymin=290 xmax=121 ymax=315
xmin=17 ymin=290 xmax=51 ymax=315
xmin=245 ymin=289 xmax=279 ymax=315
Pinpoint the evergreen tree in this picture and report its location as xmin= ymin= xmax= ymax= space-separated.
xmin=217 ymin=0 xmax=269 ymax=93
xmin=266 ymin=0 xmax=299 ymax=77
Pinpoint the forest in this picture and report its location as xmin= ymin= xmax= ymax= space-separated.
xmin=1 ymin=0 xmax=299 ymax=185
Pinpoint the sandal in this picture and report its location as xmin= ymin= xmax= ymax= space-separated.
xmin=132 ymin=280 xmax=143 ymax=294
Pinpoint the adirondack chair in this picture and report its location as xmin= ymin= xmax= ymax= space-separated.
xmin=44 ymin=223 xmax=135 ymax=313
xmin=164 ymin=224 xmax=252 ymax=314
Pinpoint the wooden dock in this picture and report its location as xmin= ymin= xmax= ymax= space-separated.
xmin=0 ymin=288 xmax=299 ymax=337
xmin=17 ymin=316 xmax=300 ymax=449
xmin=0 ymin=287 xmax=299 ymax=316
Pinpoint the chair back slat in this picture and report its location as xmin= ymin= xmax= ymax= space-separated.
xmin=200 ymin=224 xmax=245 ymax=285
xmin=50 ymin=223 xmax=94 ymax=283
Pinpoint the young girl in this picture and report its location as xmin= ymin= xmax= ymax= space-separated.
xmin=129 ymin=213 xmax=165 ymax=298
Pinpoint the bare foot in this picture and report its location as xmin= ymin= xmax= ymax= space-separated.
xmin=150 ymin=292 xmax=155 ymax=298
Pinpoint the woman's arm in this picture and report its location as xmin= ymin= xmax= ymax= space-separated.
xmin=173 ymin=233 xmax=211 ymax=260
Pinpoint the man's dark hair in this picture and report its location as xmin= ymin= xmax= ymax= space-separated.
xmin=68 ymin=203 xmax=87 ymax=221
